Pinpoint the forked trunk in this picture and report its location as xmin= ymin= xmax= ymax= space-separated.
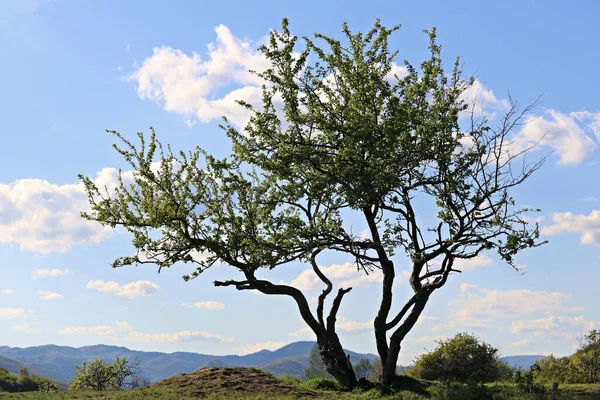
xmin=381 ymin=341 xmax=401 ymax=385
xmin=317 ymin=332 xmax=357 ymax=389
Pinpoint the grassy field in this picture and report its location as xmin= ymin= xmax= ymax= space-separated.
xmin=1 ymin=368 xmax=599 ymax=399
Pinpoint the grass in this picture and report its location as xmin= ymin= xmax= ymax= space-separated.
xmin=1 ymin=368 xmax=600 ymax=399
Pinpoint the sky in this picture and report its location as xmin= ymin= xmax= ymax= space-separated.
xmin=1 ymin=0 xmax=600 ymax=364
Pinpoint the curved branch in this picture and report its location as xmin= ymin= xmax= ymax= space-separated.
xmin=326 ymin=287 xmax=352 ymax=334
xmin=311 ymin=250 xmax=333 ymax=328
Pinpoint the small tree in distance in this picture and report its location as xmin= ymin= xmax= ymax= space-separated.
xmin=408 ymin=332 xmax=506 ymax=383
xmin=304 ymin=343 xmax=333 ymax=380
xmin=69 ymin=358 xmax=145 ymax=391
xmin=353 ymin=358 xmax=372 ymax=380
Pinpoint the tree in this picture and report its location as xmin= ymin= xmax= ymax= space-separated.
xmin=80 ymin=19 xmax=543 ymax=388
xmin=408 ymin=332 xmax=505 ymax=383
xmin=368 ymin=358 xmax=383 ymax=382
xmin=304 ymin=343 xmax=334 ymax=380
xmin=353 ymin=358 xmax=372 ymax=380
xmin=576 ymin=329 xmax=600 ymax=383
xmin=69 ymin=358 xmax=142 ymax=391
xmin=231 ymin=20 xmax=544 ymax=384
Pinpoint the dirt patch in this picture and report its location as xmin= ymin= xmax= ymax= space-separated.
xmin=150 ymin=367 xmax=320 ymax=398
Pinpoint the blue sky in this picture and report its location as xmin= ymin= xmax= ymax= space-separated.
xmin=1 ymin=0 xmax=600 ymax=363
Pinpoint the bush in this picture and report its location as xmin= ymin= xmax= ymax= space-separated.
xmin=278 ymin=374 xmax=301 ymax=386
xmin=408 ymin=332 xmax=502 ymax=383
xmin=304 ymin=377 xmax=339 ymax=391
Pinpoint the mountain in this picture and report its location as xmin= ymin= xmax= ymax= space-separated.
xmin=500 ymin=355 xmax=547 ymax=369
xmin=260 ymin=354 xmax=310 ymax=377
xmin=0 ymin=355 xmax=49 ymax=377
xmin=0 ymin=354 xmax=68 ymax=390
xmin=0 ymin=341 xmax=377 ymax=383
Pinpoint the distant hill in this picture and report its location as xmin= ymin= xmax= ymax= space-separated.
xmin=200 ymin=360 xmax=230 ymax=368
xmin=260 ymin=354 xmax=310 ymax=377
xmin=500 ymin=355 xmax=547 ymax=369
xmin=0 ymin=341 xmax=377 ymax=383
xmin=0 ymin=354 xmax=68 ymax=390
xmin=0 ymin=354 xmax=49 ymax=377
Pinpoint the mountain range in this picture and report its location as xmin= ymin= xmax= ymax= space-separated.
xmin=0 ymin=341 xmax=545 ymax=384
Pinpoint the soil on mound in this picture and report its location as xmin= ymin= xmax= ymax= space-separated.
xmin=151 ymin=367 xmax=320 ymax=398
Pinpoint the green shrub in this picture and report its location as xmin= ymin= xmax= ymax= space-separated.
xmin=409 ymin=332 xmax=503 ymax=383
xmin=277 ymin=375 xmax=301 ymax=386
xmin=304 ymin=377 xmax=339 ymax=391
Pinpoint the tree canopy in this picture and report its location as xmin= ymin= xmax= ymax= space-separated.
xmin=80 ymin=18 xmax=544 ymax=388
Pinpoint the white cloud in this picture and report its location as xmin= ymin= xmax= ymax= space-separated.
xmin=438 ymin=284 xmax=579 ymax=331
xmin=459 ymin=79 xmax=509 ymax=119
xmin=123 ymin=330 xmax=233 ymax=343
xmin=58 ymin=321 xmax=233 ymax=343
xmin=285 ymin=263 xmax=396 ymax=291
xmin=37 ymin=291 xmax=63 ymax=300
xmin=0 ymin=179 xmax=112 ymax=253
xmin=386 ymin=63 xmax=409 ymax=82
xmin=507 ymin=338 xmax=534 ymax=351
xmin=453 ymin=256 xmax=494 ymax=271
xmin=427 ymin=256 xmax=494 ymax=276
xmin=542 ymin=210 xmax=600 ymax=245
xmin=31 ymin=268 xmax=70 ymax=279
xmin=87 ymin=280 xmax=160 ymax=298
xmin=128 ymin=25 xmax=271 ymax=128
xmin=12 ymin=323 xmax=40 ymax=333
xmin=58 ymin=325 xmax=117 ymax=337
xmin=0 ymin=308 xmax=31 ymax=319
xmin=233 ymin=341 xmax=288 ymax=355
xmin=289 ymin=316 xmax=371 ymax=337
xmin=572 ymin=110 xmax=600 ymax=141
xmin=513 ymin=109 xmax=597 ymax=165
xmin=181 ymin=301 xmax=225 ymax=310
xmin=510 ymin=316 xmax=598 ymax=334
xmin=1 ymin=289 xmax=14 ymax=295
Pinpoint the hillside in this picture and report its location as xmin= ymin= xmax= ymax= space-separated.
xmin=0 ymin=341 xmax=377 ymax=383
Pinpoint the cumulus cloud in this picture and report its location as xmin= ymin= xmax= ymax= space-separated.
xmin=12 ymin=323 xmax=41 ymax=333
xmin=510 ymin=316 xmax=598 ymax=334
xmin=438 ymin=284 xmax=579 ymax=331
xmin=459 ymin=79 xmax=509 ymax=119
xmin=542 ymin=210 xmax=600 ymax=245
xmin=37 ymin=291 xmax=63 ymax=300
xmin=128 ymin=25 xmax=270 ymax=128
xmin=284 ymin=263 xmax=396 ymax=291
xmin=123 ymin=330 xmax=233 ymax=343
xmin=232 ymin=341 xmax=288 ymax=355
xmin=0 ymin=180 xmax=112 ymax=253
xmin=181 ymin=301 xmax=225 ymax=310
xmin=1 ymin=289 xmax=14 ymax=295
xmin=58 ymin=321 xmax=233 ymax=343
xmin=31 ymin=268 xmax=70 ymax=279
xmin=0 ymin=308 xmax=32 ymax=319
xmin=58 ymin=325 xmax=118 ymax=338
xmin=86 ymin=280 xmax=160 ymax=298
xmin=512 ymin=109 xmax=597 ymax=165
xmin=289 ymin=316 xmax=372 ymax=337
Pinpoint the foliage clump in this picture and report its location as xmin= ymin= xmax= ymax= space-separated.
xmin=0 ymin=368 xmax=58 ymax=393
xmin=69 ymin=358 xmax=147 ymax=391
xmin=408 ymin=332 xmax=508 ymax=383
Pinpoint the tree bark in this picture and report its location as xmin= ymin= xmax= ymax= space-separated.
xmin=317 ymin=331 xmax=357 ymax=389
xmin=380 ymin=291 xmax=431 ymax=385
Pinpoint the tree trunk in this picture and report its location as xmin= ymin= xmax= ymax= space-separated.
xmin=380 ymin=291 xmax=431 ymax=385
xmin=317 ymin=332 xmax=357 ymax=389
xmin=381 ymin=341 xmax=401 ymax=385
